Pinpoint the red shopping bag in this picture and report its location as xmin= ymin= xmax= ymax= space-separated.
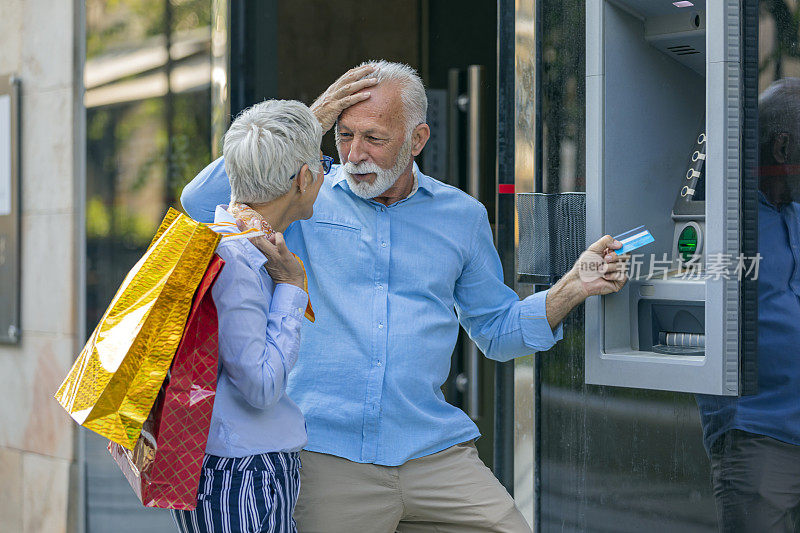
xmin=109 ymin=254 xmax=224 ymax=510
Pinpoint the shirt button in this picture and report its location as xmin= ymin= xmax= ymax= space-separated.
xmin=376 ymin=283 xmax=383 ymax=290
xmin=381 ymin=242 xmax=387 ymax=248
xmin=378 ymin=323 xmax=384 ymax=329
xmin=376 ymin=361 xmax=382 ymax=367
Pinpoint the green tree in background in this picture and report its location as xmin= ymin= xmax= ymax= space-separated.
xmin=87 ymin=0 xmax=211 ymax=59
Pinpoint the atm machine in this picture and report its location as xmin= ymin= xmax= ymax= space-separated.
xmin=584 ymin=0 xmax=758 ymax=395
xmin=500 ymin=0 xmax=759 ymax=527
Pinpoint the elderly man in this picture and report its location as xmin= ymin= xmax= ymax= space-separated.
xmin=182 ymin=61 xmax=626 ymax=532
xmin=697 ymin=77 xmax=800 ymax=532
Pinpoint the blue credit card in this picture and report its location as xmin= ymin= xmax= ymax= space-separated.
xmin=613 ymin=225 xmax=655 ymax=254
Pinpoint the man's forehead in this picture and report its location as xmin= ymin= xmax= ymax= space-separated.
xmin=339 ymin=82 xmax=404 ymax=131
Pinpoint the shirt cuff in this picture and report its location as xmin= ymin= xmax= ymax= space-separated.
xmin=519 ymin=289 xmax=564 ymax=351
xmin=270 ymin=283 xmax=309 ymax=319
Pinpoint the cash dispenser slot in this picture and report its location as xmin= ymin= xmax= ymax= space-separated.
xmin=629 ymin=278 xmax=706 ymax=358
xmin=638 ymin=301 xmax=705 ymax=356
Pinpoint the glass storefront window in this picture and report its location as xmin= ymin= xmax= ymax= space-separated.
xmin=84 ymin=1 xmax=212 ymax=530
xmin=85 ymin=0 xmax=212 ymax=329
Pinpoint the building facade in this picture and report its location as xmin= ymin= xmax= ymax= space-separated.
xmin=0 ymin=1 xmax=85 ymax=532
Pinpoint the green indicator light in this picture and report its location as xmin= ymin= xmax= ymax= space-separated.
xmin=678 ymin=226 xmax=698 ymax=262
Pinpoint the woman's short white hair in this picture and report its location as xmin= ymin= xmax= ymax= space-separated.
xmin=356 ymin=60 xmax=427 ymax=135
xmin=224 ymin=99 xmax=322 ymax=204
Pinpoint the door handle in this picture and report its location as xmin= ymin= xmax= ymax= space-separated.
xmin=448 ymin=65 xmax=484 ymax=421
xmin=465 ymin=65 xmax=485 ymax=420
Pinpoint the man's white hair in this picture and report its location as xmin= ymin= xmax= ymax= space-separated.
xmin=224 ymin=99 xmax=322 ymax=204
xmin=355 ymin=60 xmax=427 ymax=134
xmin=759 ymin=77 xmax=800 ymax=152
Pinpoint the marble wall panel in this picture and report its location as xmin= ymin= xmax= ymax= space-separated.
xmin=0 ymin=0 xmax=23 ymax=75
xmin=1 ymin=1 xmax=85 ymax=531
xmin=21 ymin=87 xmax=75 ymax=214
xmin=0 ymin=333 xmax=75 ymax=460
xmin=22 ymin=453 xmax=70 ymax=533
xmin=20 ymin=212 xmax=77 ymax=336
xmin=21 ymin=1 xmax=74 ymax=92
xmin=0 ymin=447 xmax=24 ymax=533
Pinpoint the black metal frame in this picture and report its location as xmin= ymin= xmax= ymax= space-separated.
xmin=493 ymin=0 xmax=517 ymax=495
xmin=740 ymin=0 xmax=760 ymax=396
xmin=228 ymin=0 xmax=278 ymax=117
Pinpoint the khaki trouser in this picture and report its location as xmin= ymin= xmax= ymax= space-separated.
xmin=294 ymin=441 xmax=532 ymax=533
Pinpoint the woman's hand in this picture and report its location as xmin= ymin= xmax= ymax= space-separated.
xmin=310 ymin=65 xmax=379 ymax=133
xmin=237 ymin=220 xmax=306 ymax=289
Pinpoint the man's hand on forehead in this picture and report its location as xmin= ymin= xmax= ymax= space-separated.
xmin=311 ymin=65 xmax=379 ymax=134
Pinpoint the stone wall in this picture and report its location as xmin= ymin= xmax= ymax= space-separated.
xmin=0 ymin=1 xmax=83 ymax=532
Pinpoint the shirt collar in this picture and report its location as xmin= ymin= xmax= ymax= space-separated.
xmin=758 ymin=189 xmax=800 ymax=214
xmin=330 ymin=161 xmax=436 ymax=199
xmin=212 ymin=205 xmax=268 ymax=269
xmin=758 ymin=190 xmax=776 ymax=210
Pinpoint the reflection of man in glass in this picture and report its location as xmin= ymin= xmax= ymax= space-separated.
xmin=697 ymin=78 xmax=800 ymax=532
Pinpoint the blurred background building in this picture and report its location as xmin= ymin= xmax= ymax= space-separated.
xmin=1 ymin=1 xmax=799 ymax=532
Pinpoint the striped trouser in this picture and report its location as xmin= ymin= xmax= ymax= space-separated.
xmin=171 ymin=452 xmax=301 ymax=533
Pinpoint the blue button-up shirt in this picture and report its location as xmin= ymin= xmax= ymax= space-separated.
xmin=697 ymin=193 xmax=800 ymax=452
xmin=183 ymin=158 xmax=563 ymax=465
xmin=205 ymin=206 xmax=309 ymax=457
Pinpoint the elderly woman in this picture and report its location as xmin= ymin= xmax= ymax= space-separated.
xmin=171 ymin=99 xmax=332 ymax=533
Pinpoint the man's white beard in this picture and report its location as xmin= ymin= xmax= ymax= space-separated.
xmin=342 ymin=137 xmax=414 ymax=199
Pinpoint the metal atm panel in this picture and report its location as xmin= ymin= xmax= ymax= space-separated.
xmin=585 ymin=0 xmax=747 ymax=395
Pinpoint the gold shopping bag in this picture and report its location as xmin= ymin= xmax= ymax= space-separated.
xmin=55 ymin=208 xmax=221 ymax=449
